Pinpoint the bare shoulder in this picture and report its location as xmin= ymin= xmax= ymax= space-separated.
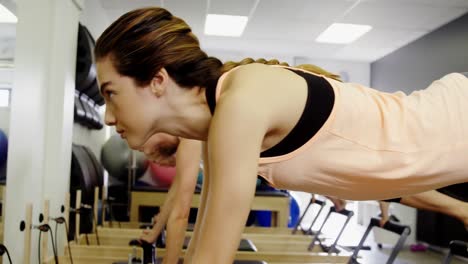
xmin=211 ymin=64 xmax=295 ymax=140
xmin=219 ymin=63 xmax=298 ymax=104
xmin=216 ymin=63 xmax=276 ymax=113
xmin=222 ymin=63 xmax=278 ymax=91
xmin=215 ymin=63 xmax=309 ymax=149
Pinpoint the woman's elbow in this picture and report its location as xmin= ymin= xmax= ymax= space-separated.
xmin=169 ymin=204 xmax=191 ymax=221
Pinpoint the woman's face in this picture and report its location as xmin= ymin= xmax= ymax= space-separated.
xmin=96 ymin=57 xmax=159 ymax=149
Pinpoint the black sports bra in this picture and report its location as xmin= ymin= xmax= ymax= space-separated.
xmin=205 ymin=67 xmax=335 ymax=158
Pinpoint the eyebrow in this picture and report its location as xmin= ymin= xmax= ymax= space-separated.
xmin=100 ymin=81 xmax=112 ymax=95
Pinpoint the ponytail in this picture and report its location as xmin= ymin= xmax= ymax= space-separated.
xmin=221 ymin=57 xmax=342 ymax=82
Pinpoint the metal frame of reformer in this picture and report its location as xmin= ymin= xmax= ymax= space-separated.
xmin=307 ymin=206 xmax=354 ymax=253
xmin=348 ymin=217 xmax=411 ymax=264
xmin=292 ymin=195 xmax=327 ymax=235
xmin=442 ymin=240 xmax=468 ymax=264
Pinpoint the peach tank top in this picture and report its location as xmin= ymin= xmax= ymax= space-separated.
xmin=214 ymin=65 xmax=468 ymax=200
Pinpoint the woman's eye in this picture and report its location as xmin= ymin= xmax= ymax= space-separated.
xmin=106 ymin=91 xmax=114 ymax=98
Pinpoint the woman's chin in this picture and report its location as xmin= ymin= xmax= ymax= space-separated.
xmin=125 ymin=137 xmax=145 ymax=150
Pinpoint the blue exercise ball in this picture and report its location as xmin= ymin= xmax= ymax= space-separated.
xmin=197 ymin=170 xmax=204 ymax=185
xmin=288 ymin=196 xmax=300 ymax=228
xmin=0 ymin=129 xmax=8 ymax=166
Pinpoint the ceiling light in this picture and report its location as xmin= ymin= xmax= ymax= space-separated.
xmin=316 ymin=23 xmax=372 ymax=44
xmin=204 ymin=14 xmax=248 ymax=37
xmin=0 ymin=3 xmax=17 ymax=23
xmin=0 ymin=89 xmax=10 ymax=107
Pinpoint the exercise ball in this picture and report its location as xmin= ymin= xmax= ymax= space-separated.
xmin=197 ymin=170 xmax=203 ymax=185
xmin=0 ymin=129 xmax=7 ymax=166
xmin=132 ymin=151 xmax=147 ymax=179
xmin=149 ymin=162 xmax=176 ymax=187
xmin=288 ymin=196 xmax=300 ymax=228
xmin=101 ymin=134 xmax=147 ymax=181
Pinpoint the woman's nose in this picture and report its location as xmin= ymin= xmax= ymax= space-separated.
xmin=104 ymin=108 xmax=116 ymax=126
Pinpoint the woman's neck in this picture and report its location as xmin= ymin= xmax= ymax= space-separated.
xmin=162 ymin=86 xmax=212 ymax=141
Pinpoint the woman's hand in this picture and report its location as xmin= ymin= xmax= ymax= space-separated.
xmin=378 ymin=201 xmax=390 ymax=227
xmin=140 ymin=228 xmax=159 ymax=244
xmin=140 ymin=213 xmax=162 ymax=243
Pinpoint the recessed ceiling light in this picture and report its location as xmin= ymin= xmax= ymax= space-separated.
xmin=0 ymin=89 xmax=10 ymax=107
xmin=0 ymin=3 xmax=17 ymax=23
xmin=204 ymin=14 xmax=248 ymax=37
xmin=316 ymin=23 xmax=372 ymax=44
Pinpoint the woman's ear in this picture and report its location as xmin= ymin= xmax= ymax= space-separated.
xmin=151 ymin=68 xmax=169 ymax=97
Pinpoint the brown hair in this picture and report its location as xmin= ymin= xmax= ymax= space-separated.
xmin=222 ymin=58 xmax=341 ymax=81
xmin=95 ymin=7 xmax=341 ymax=92
xmin=95 ymin=7 xmax=223 ymax=90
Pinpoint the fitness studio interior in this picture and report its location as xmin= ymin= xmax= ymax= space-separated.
xmin=0 ymin=0 xmax=467 ymax=263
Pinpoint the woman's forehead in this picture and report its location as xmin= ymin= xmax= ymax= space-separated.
xmin=96 ymin=58 xmax=119 ymax=82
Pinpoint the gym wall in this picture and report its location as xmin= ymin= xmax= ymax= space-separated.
xmin=206 ymin=50 xmax=371 ymax=88
xmin=294 ymin=57 xmax=370 ymax=86
xmin=371 ymin=12 xmax=468 ymax=92
xmin=0 ymin=68 xmax=13 ymax=83
xmin=0 ymin=87 xmax=105 ymax=160
xmin=73 ymin=120 xmax=107 ymax=162
xmin=207 ymin=49 xmax=295 ymax=66
xmin=78 ymin=0 xmax=111 ymax=43
xmin=0 ymin=50 xmax=105 ymax=169
xmin=371 ymin=11 xmax=468 ymax=247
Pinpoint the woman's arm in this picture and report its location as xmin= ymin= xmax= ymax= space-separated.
xmin=189 ymin=87 xmax=269 ymax=263
xmin=140 ymin=179 xmax=176 ymax=243
xmin=139 ymin=138 xmax=201 ymax=261
xmin=378 ymin=201 xmax=390 ymax=227
xmin=185 ymin=142 xmax=210 ymax=262
xmin=163 ymin=139 xmax=201 ymax=263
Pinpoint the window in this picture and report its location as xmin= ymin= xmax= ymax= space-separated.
xmin=0 ymin=88 xmax=11 ymax=107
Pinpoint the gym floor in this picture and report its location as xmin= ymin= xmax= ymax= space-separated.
xmin=356 ymin=238 xmax=468 ymax=264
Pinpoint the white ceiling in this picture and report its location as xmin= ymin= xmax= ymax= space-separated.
xmin=97 ymin=0 xmax=468 ymax=62
xmin=1 ymin=0 xmax=468 ymax=62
